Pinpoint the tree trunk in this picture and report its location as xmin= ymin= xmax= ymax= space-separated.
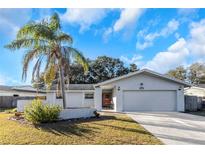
xmin=59 ymin=65 xmax=66 ymax=109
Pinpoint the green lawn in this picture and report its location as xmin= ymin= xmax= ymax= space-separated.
xmin=0 ymin=111 xmax=162 ymax=145
xmin=0 ymin=108 xmax=16 ymax=113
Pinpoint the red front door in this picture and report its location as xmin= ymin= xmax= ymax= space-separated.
xmin=102 ymin=93 xmax=112 ymax=107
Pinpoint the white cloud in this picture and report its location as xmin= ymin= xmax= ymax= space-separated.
xmin=136 ymin=19 xmax=179 ymax=50
xmin=187 ymin=19 xmax=205 ymax=57
xmin=120 ymin=54 xmax=144 ymax=66
xmin=113 ymin=8 xmax=145 ymax=32
xmin=0 ymin=9 xmax=32 ymax=37
xmin=61 ymin=9 xmax=108 ymax=32
xmin=140 ymin=18 xmax=205 ymax=73
xmin=38 ymin=9 xmax=53 ymax=19
xmin=103 ymin=8 xmax=145 ymax=42
xmin=102 ymin=27 xmax=112 ymax=43
xmin=178 ymin=9 xmax=198 ymax=16
xmin=143 ymin=38 xmax=189 ymax=73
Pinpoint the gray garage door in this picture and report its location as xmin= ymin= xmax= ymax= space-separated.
xmin=123 ymin=90 xmax=177 ymax=111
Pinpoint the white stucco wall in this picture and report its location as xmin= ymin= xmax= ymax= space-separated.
xmin=17 ymin=100 xmax=47 ymax=112
xmin=112 ymin=88 xmax=117 ymax=111
xmin=17 ymin=99 xmax=96 ymax=119
xmin=46 ymin=90 xmax=94 ymax=108
xmin=94 ymin=87 xmax=102 ymax=111
xmin=59 ymin=108 xmax=96 ymax=120
xmin=97 ymin=72 xmax=186 ymax=112
xmin=18 ymin=90 xmax=95 ymax=112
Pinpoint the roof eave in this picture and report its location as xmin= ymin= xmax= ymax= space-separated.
xmin=94 ymin=69 xmax=191 ymax=87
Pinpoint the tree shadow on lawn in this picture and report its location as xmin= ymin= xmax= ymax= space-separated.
xmin=34 ymin=115 xmax=117 ymax=137
xmin=33 ymin=115 xmax=142 ymax=137
xmin=35 ymin=122 xmax=97 ymax=138
xmin=92 ymin=122 xmax=152 ymax=136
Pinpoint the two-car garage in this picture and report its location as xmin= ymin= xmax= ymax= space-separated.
xmin=123 ymin=90 xmax=177 ymax=111
xmin=95 ymin=69 xmax=191 ymax=112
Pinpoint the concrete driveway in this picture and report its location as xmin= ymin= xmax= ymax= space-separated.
xmin=127 ymin=112 xmax=205 ymax=145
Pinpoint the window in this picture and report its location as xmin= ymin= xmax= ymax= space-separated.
xmin=84 ymin=93 xmax=94 ymax=99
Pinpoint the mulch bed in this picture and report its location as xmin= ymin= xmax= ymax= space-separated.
xmin=8 ymin=114 xmax=28 ymax=125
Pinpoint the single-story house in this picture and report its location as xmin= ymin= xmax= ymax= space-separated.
xmin=0 ymin=85 xmax=45 ymax=97
xmin=0 ymin=85 xmax=46 ymax=109
xmin=184 ymin=84 xmax=205 ymax=97
xmin=45 ymin=69 xmax=191 ymax=112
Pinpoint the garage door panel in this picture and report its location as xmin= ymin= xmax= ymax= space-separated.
xmin=123 ymin=90 xmax=176 ymax=111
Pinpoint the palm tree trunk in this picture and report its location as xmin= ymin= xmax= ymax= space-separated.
xmin=59 ymin=65 xmax=66 ymax=109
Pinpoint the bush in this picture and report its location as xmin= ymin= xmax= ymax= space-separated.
xmin=24 ymin=99 xmax=61 ymax=123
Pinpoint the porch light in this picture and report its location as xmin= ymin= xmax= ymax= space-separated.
xmin=118 ymin=86 xmax=120 ymax=91
xmin=139 ymin=82 xmax=144 ymax=90
xmin=178 ymin=86 xmax=182 ymax=91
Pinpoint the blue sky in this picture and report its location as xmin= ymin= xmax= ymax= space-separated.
xmin=0 ymin=8 xmax=205 ymax=85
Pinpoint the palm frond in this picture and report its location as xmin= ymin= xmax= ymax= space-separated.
xmin=64 ymin=47 xmax=89 ymax=73
xmin=17 ymin=23 xmax=54 ymax=40
xmin=49 ymin=13 xmax=61 ymax=31
xmin=5 ymin=38 xmax=48 ymax=50
xmin=56 ymin=32 xmax=73 ymax=44
xmin=22 ymin=49 xmax=39 ymax=80
xmin=44 ymin=53 xmax=55 ymax=72
xmin=32 ymin=57 xmax=43 ymax=82
xmin=36 ymin=58 xmax=42 ymax=81
xmin=32 ymin=58 xmax=41 ymax=82
xmin=44 ymin=63 xmax=57 ymax=89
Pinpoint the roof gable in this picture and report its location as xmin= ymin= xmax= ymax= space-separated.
xmin=95 ymin=69 xmax=191 ymax=87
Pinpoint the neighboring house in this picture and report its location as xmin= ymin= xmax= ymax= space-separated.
xmin=184 ymin=84 xmax=205 ymax=97
xmin=0 ymin=85 xmax=45 ymax=97
xmin=45 ymin=69 xmax=190 ymax=112
xmin=0 ymin=85 xmax=46 ymax=109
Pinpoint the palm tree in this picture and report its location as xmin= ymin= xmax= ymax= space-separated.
xmin=5 ymin=13 xmax=88 ymax=109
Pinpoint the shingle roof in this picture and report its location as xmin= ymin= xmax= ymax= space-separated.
xmin=0 ymin=85 xmax=45 ymax=93
xmin=11 ymin=85 xmax=38 ymax=92
xmin=49 ymin=84 xmax=94 ymax=90
xmin=0 ymin=85 xmax=12 ymax=91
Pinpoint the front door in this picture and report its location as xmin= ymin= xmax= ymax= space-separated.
xmin=102 ymin=93 xmax=113 ymax=109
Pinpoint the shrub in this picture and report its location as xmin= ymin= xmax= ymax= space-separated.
xmin=24 ymin=99 xmax=61 ymax=123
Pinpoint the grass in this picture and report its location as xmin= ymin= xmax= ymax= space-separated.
xmin=0 ymin=108 xmax=16 ymax=113
xmin=0 ymin=112 xmax=162 ymax=145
